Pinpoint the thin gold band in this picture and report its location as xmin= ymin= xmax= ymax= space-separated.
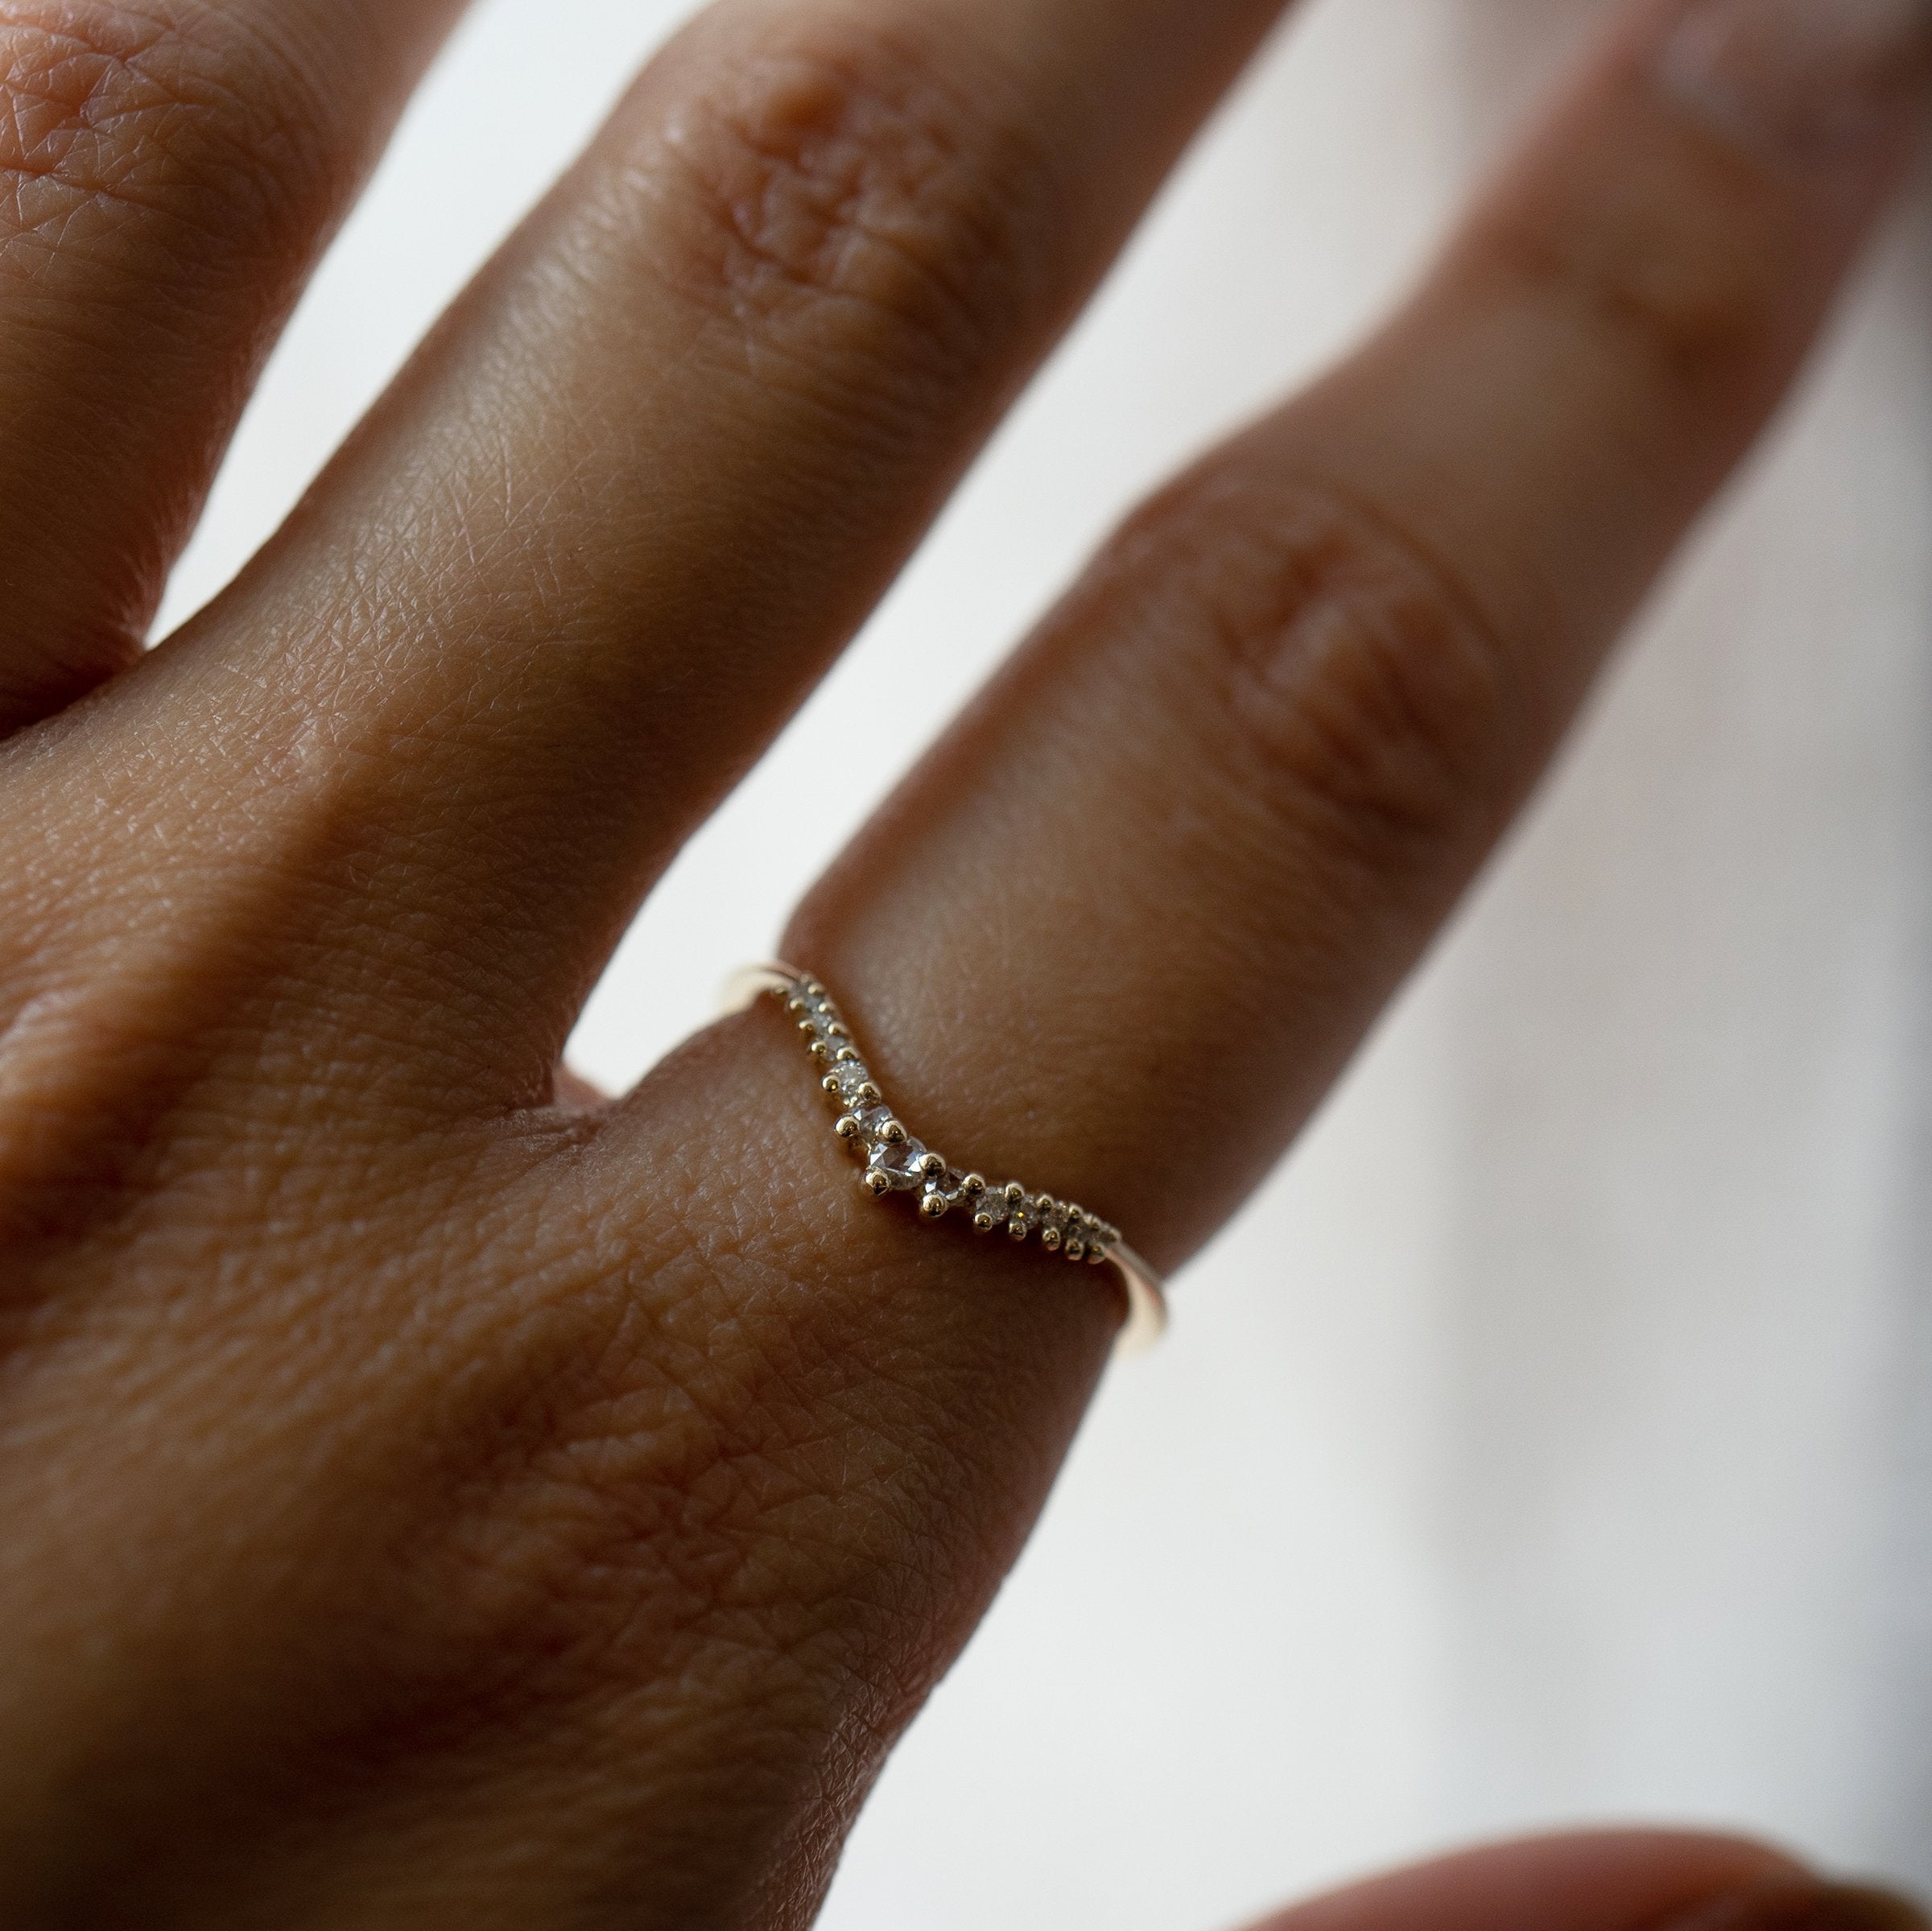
xmin=724 ymin=963 xmax=1169 ymax=1356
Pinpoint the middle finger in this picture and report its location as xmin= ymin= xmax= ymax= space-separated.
xmin=49 ymin=0 xmax=1289 ymax=1098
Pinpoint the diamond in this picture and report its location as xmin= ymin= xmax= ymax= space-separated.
xmin=828 ymin=1059 xmax=875 ymax=1102
xmin=868 ymin=1135 xmax=932 ymax=1193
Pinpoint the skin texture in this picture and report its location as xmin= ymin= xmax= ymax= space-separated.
xmin=0 ymin=0 xmax=469 ymax=725
xmin=0 ymin=0 xmax=1927 ymax=1925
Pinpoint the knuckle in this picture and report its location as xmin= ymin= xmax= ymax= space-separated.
xmin=1481 ymin=168 xmax=1783 ymax=389
xmin=634 ymin=15 xmax=1047 ymax=386
xmin=0 ymin=2 xmax=332 ymax=258
xmin=1122 ymin=467 xmax=1534 ymax=869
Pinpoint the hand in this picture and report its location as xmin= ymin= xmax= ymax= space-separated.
xmin=1 ymin=0 xmax=1926 ymax=1923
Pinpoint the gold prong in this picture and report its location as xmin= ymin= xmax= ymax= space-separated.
xmin=826 ymin=1023 xmax=850 ymax=1040
xmin=835 ymin=1116 xmax=861 ymax=1141
xmin=1041 ymin=1228 xmax=1063 ymax=1252
xmin=973 ymin=1210 xmax=997 ymax=1233
xmin=797 ymin=1017 xmax=817 ymax=1036
xmin=919 ymin=1153 xmax=944 ymax=1176
xmin=865 ymin=1171 xmax=892 ymax=1197
xmin=836 ymin=1047 xmax=861 ymax=1064
xmin=920 ymin=1194 xmax=947 ymax=1219
xmin=857 ymin=1083 xmax=881 ymax=1104
xmin=822 ymin=1074 xmax=843 ymax=1096
xmin=881 ymin=1120 xmax=908 ymax=1145
xmin=962 ymin=1174 xmax=986 ymax=1195
xmin=1006 ymin=1218 xmax=1029 ymax=1242
xmin=1065 ymin=1239 xmax=1085 ymax=1262
xmin=807 ymin=1039 xmax=830 ymax=1060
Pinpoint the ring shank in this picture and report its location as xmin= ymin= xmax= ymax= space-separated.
xmin=1107 ymin=1244 xmax=1169 ymax=1356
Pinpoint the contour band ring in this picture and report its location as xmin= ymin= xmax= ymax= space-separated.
xmin=723 ymin=963 xmax=1170 ymax=1356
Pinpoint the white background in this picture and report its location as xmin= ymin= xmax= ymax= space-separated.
xmin=157 ymin=2 xmax=1932 ymax=1925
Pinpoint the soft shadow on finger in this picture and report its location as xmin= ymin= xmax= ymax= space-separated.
xmin=1241 ymin=1832 xmax=1922 ymax=1931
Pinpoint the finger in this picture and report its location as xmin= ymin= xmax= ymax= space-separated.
xmin=0 ymin=0 xmax=469 ymax=734
xmin=775 ymin=0 xmax=1932 ymax=1268
xmin=1241 ymin=1832 xmax=1920 ymax=1931
xmin=43 ymin=0 xmax=1289 ymax=1094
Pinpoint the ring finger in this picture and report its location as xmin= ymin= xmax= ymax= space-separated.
xmin=771 ymin=0 xmax=1932 ymax=1272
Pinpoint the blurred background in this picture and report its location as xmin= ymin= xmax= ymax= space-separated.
xmin=154 ymin=0 xmax=1932 ymax=1923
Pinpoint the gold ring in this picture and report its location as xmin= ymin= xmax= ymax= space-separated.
xmin=724 ymin=963 xmax=1169 ymax=1356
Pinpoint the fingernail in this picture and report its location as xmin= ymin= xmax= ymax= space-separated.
xmin=1660 ymin=0 xmax=1932 ymax=158
xmin=1666 ymin=1881 xmax=1932 ymax=1931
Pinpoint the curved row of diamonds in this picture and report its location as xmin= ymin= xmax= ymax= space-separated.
xmin=777 ymin=974 xmax=1123 ymax=1268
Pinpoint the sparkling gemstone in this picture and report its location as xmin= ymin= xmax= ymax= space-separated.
xmin=828 ymin=1059 xmax=874 ymax=1100
xmin=868 ymin=1136 xmax=931 ymax=1192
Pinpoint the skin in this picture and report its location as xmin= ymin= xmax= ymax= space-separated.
xmin=0 ymin=0 xmax=1926 ymax=1925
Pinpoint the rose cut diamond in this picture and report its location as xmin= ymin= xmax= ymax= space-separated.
xmin=868 ymin=1136 xmax=931 ymax=1191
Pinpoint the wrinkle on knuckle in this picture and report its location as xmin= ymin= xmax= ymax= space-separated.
xmin=1129 ymin=471 xmax=1533 ymax=871
xmin=0 ymin=1 xmax=332 ymax=264
xmin=1480 ymin=171 xmax=1780 ymax=393
xmin=634 ymin=17 xmax=1044 ymax=388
